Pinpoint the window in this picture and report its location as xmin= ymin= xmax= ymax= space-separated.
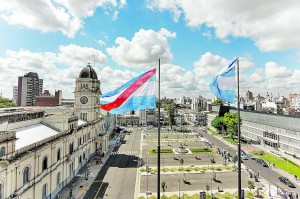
xmin=78 ymin=155 xmax=82 ymax=164
xmin=57 ymin=149 xmax=61 ymax=161
xmin=0 ymin=184 xmax=3 ymax=199
xmin=69 ymin=142 xmax=74 ymax=155
xmin=23 ymin=167 xmax=29 ymax=185
xmin=83 ymin=152 xmax=85 ymax=160
xmin=42 ymin=156 xmax=48 ymax=171
xmin=56 ymin=172 xmax=61 ymax=186
xmin=0 ymin=147 xmax=5 ymax=157
xmin=42 ymin=184 xmax=47 ymax=199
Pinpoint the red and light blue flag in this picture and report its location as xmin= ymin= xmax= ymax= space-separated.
xmin=100 ymin=68 xmax=156 ymax=114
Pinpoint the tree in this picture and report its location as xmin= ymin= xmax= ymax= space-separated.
xmin=161 ymin=181 xmax=167 ymax=198
xmin=164 ymin=102 xmax=177 ymax=129
xmin=212 ymin=98 xmax=223 ymax=106
xmin=248 ymin=180 xmax=255 ymax=193
xmin=211 ymin=117 xmax=225 ymax=133
xmin=180 ymin=158 xmax=184 ymax=169
xmin=223 ymin=112 xmax=241 ymax=136
xmin=0 ymin=97 xmax=16 ymax=108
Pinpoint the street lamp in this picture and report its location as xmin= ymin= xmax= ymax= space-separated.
xmin=146 ymin=156 xmax=149 ymax=199
xmin=178 ymin=179 xmax=181 ymax=199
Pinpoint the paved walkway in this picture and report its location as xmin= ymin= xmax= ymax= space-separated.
xmin=58 ymin=146 xmax=115 ymax=199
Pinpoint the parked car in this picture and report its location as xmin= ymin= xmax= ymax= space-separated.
xmin=241 ymin=155 xmax=248 ymax=160
xmin=256 ymin=158 xmax=269 ymax=167
xmin=279 ymin=176 xmax=296 ymax=188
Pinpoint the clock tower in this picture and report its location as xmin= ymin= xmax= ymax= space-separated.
xmin=74 ymin=63 xmax=101 ymax=122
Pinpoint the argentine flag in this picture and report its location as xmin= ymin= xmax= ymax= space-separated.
xmin=100 ymin=68 xmax=156 ymax=114
xmin=209 ymin=58 xmax=237 ymax=103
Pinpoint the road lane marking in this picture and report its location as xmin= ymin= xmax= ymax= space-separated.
xmin=93 ymin=180 xmax=103 ymax=199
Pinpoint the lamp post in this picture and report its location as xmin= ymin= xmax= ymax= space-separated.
xmin=178 ymin=179 xmax=181 ymax=199
xmin=146 ymin=156 xmax=149 ymax=199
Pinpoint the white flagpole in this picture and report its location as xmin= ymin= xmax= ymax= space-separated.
xmin=237 ymin=58 xmax=242 ymax=198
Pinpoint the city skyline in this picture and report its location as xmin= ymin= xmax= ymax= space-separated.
xmin=0 ymin=1 xmax=300 ymax=100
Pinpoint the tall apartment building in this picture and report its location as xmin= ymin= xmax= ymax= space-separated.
xmin=17 ymin=72 xmax=43 ymax=106
xmin=12 ymin=86 xmax=18 ymax=104
xmin=191 ymin=95 xmax=207 ymax=111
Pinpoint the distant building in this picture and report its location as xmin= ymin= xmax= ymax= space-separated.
xmin=35 ymin=90 xmax=62 ymax=106
xmin=245 ymin=90 xmax=253 ymax=101
xmin=289 ymin=92 xmax=300 ymax=110
xmin=17 ymin=72 xmax=43 ymax=106
xmin=191 ymin=96 xmax=207 ymax=111
xmin=12 ymin=86 xmax=18 ymax=104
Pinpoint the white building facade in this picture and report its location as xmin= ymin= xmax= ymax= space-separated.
xmin=0 ymin=64 xmax=109 ymax=199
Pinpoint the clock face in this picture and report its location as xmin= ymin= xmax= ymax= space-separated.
xmin=80 ymin=96 xmax=88 ymax=104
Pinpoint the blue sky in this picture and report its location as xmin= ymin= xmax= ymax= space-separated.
xmin=0 ymin=0 xmax=300 ymax=99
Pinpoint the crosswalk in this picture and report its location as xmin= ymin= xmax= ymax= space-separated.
xmin=111 ymin=151 xmax=139 ymax=155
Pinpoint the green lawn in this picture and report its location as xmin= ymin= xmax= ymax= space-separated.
xmin=251 ymin=151 xmax=300 ymax=177
xmin=208 ymin=128 xmax=220 ymax=136
xmin=190 ymin=147 xmax=213 ymax=153
xmin=223 ymin=137 xmax=247 ymax=145
xmin=147 ymin=148 xmax=173 ymax=154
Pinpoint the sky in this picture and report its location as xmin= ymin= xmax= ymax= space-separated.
xmin=0 ymin=0 xmax=300 ymax=100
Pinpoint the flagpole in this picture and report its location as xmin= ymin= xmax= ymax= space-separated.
xmin=237 ymin=57 xmax=242 ymax=199
xmin=157 ymin=58 xmax=161 ymax=198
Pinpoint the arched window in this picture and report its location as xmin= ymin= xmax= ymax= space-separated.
xmin=42 ymin=184 xmax=47 ymax=199
xmin=56 ymin=172 xmax=61 ymax=186
xmin=23 ymin=167 xmax=29 ymax=185
xmin=57 ymin=149 xmax=61 ymax=161
xmin=42 ymin=156 xmax=48 ymax=171
xmin=0 ymin=147 xmax=5 ymax=157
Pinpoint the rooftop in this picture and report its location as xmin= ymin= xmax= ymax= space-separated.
xmin=15 ymin=123 xmax=59 ymax=150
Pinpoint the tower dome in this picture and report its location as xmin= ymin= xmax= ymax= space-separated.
xmin=79 ymin=63 xmax=98 ymax=79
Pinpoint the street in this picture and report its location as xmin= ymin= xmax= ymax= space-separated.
xmin=84 ymin=128 xmax=141 ymax=199
xmin=198 ymin=128 xmax=300 ymax=195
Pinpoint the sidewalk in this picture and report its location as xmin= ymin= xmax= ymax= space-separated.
xmin=59 ymin=146 xmax=115 ymax=199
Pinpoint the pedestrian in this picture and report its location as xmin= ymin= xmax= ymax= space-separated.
xmin=257 ymin=172 xmax=259 ymax=178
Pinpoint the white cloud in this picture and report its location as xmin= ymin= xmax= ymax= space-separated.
xmin=265 ymin=62 xmax=292 ymax=79
xmin=147 ymin=0 xmax=300 ymax=51
xmin=58 ymin=44 xmax=107 ymax=67
xmin=146 ymin=0 xmax=182 ymax=22
xmin=106 ymin=28 xmax=174 ymax=69
xmin=0 ymin=0 xmax=126 ymax=37
xmin=193 ymin=52 xmax=254 ymax=77
xmin=158 ymin=28 xmax=176 ymax=38
xmin=0 ymin=44 xmax=107 ymax=99
xmin=97 ymin=40 xmax=106 ymax=46
xmin=193 ymin=52 xmax=229 ymax=77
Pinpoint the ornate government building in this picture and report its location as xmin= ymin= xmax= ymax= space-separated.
xmin=0 ymin=64 xmax=111 ymax=199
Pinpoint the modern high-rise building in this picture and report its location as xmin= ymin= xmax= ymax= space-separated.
xmin=12 ymin=86 xmax=18 ymax=104
xmin=17 ymin=72 xmax=43 ymax=106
